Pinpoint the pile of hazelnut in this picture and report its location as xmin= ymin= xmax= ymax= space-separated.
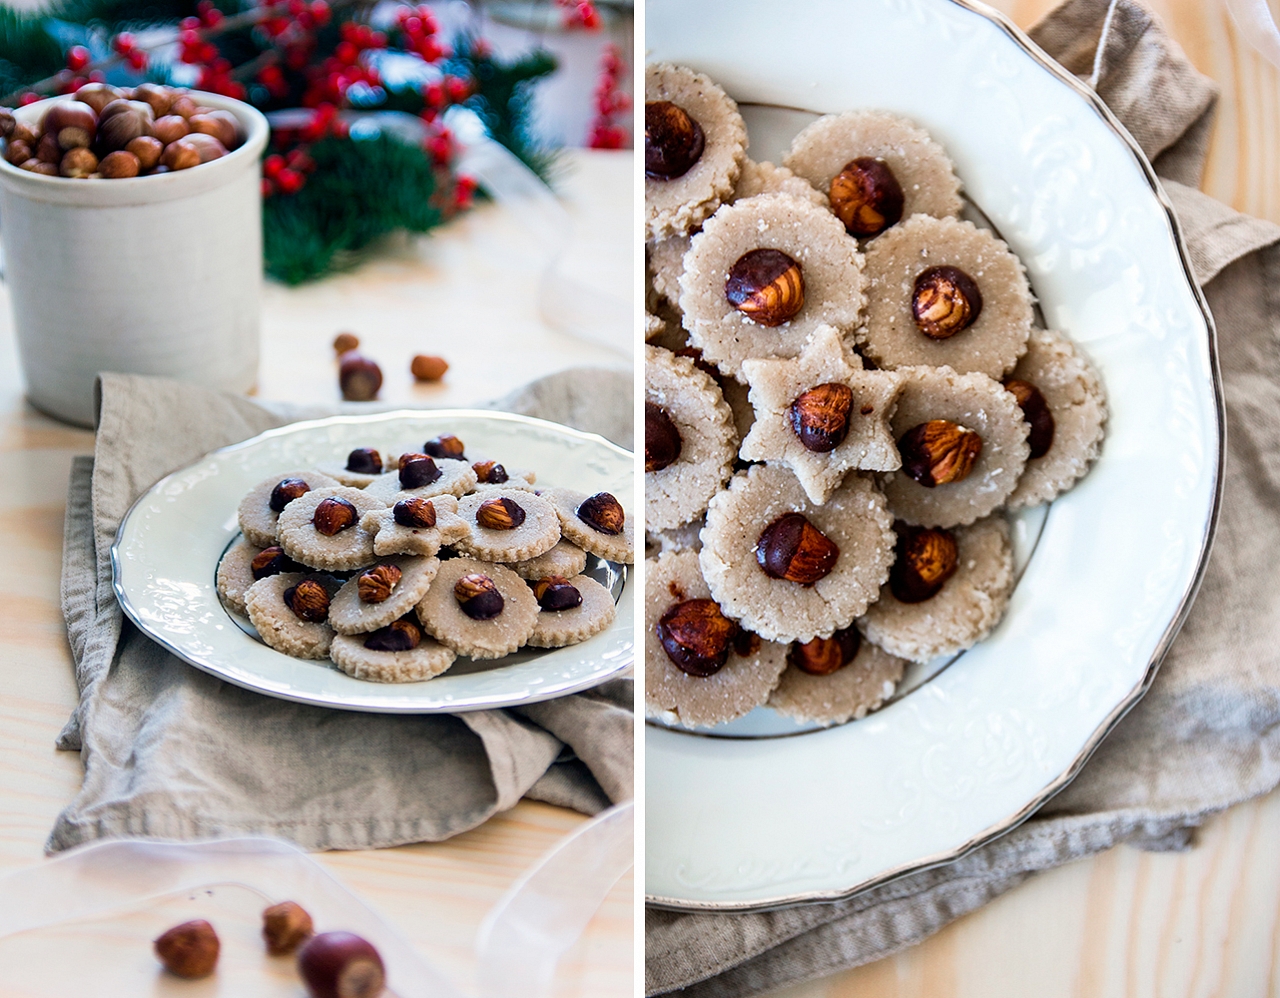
xmin=0 ymin=82 xmax=243 ymax=180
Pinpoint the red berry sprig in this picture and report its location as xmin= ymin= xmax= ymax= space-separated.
xmin=587 ymin=43 xmax=630 ymax=149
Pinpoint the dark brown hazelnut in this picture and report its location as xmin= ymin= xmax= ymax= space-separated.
xmin=251 ymin=545 xmax=301 ymax=580
xmin=475 ymin=496 xmax=525 ymax=530
xmin=755 ymin=513 xmax=840 ymax=585
xmin=5 ymin=138 xmax=32 ymax=166
xmin=59 ymin=146 xmax=98 ymax=178
xmin=725 ymin=248 xmax=805 ymax=327
xmin=411 ymin=354 xmax=448 ymax=381
xmin=577 ymin=492 xmax=625 ymax=535
xmin=182 ymin=131 xmax=228 ymax=163
xmin=11 ymin=120 xmax=38 ymax=146
xmin=132 ymin=82 xmax=174 ymax=119
xmin=357 ymin=563 xmax=402 ymax=603
xmin=95 ymin=99 xmax=154 ymax=153
xmin=656 ymin=598 xmax=737 ymax=676
xmin=364 ymin=616 xmax=422 ymax=651
xmin=297 ymin=931 xmax=386 ymax=998
xmin=828 ymin=157 xmax=904 ymax=237
xmin=346 ymin=447 xmax=382 ymax=474
xmin=645 ymin=401 xmax=682 ymax=472
xmin=399 ymin=454 xmax=441 ymax=488
xmin=283 ymin=578 xmax=331 ymax=622
xmin=789 ymin=382 xmax=854 ymax=453
xmin=75 ymin=83 xmax=123 ymax=116
xmin=333 ymin=331 xmax=360 ymax=354
xmin=152 ymin=114 xmax=190 ymax=145
xmin=313 ymin=496 xmax=358 ymax=535
xmin=262 ymin=900 xmax=314 ymax=955
xmin=339 ymin=353 xmax=382 ymax=401
xmin=1004 ymin=378 xmax=1055 ymax=458
xmin=789 ymin=626 xmax=861 ymax=676
xmin=36 ymin=132 xmax=61 ymax=164
xmin=644 ymin=100 xmax=705 ymax=180
xmin=188 ymin=109 xmax=241 ymax=150
xmin=270 ymin=477 xmax=311 ymax=512
xmin=169 ymin=94 xmax=200 ymax=119
xmin=532 ymin=575 xmax=582 ymax=611
xmin=890 ymin=523 xmax=959 ymax=603
xmin=0 ymin=107 xmax=17 ymax=139
xmin=160 ymin=138 xmax=200 ymax=171
xmin=472 ymin=460 xmax=508 ymax=484
xmin=455 ymin=573 xmax=504 ymax=619
xmin=393 ymin=497 xmax=436 ymax=528
xmin=422 ymin=434 xmax=466 ymax=460
xmin=126 ymin=134 xmax=163 ymax=170
xmin=154 ymin=919 xmax=219 ymax=978
xmin=19 ymin=159 xmax=58 ymax=176
xmin=911 ymin=266 xmax=983 ymax=340
xmin=898 ymin=419 xmax=982 ymax=487
xmin=43 ymin=101 xmax=96 ymax=150
xmin=99 ymin=149 xmax=140 ymax=179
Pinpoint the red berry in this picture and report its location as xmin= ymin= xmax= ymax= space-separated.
xmin=127 ymin=50 xmax=148 ymax=70
xmin=66 ymin=45 xmax=90 ymax=71
xmin=113 ymin=32 xmax=135 ymax=54
xmin=276 ymin=168 xmax=304 ymax=194
xmin=263 ymin=154 xmax=286 ymax=179
xmin=19 ymin=91 xmax=39 ymax=105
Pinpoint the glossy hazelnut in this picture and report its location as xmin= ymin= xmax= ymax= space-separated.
xmin=99 ymin=149 xmax=140 ymax=178
xmin=297 ymin=931 xmax=386 ymax=998
xmin=911 ymin=266 xmax=983 ymax=340
xmin=36 ymin=132 xmax=61 ymax=164
xmin=126 ymin=135 xmax=163 ymax=170
xmin=339 ymin=353 xmax=383 ymax=401
xmin=283 ymin=578 xmax=331 ymax=622
xmin=333 ymin=331 xmax=360 ymax=354
xmin=132 ymin=82 xmax=175 ymax=119
xmin=182 ymin=131 xmax=228 ymax=163
xmin=393 ymin=497 xmax=436 ymax=528
xmin=154 ymin=919 xmax=220 ymax=978
xmin=4 ymin=138 xmax=31 ymax=166
xmin=364 ymin=616 xmax=423 ymax=652
xmin=59 ymin=146 xmax=97 ymax=178
xmin=656 ymin=598 xmax=737 ymax=677
xmin=75 ymin=82 xmax=123 ymax=116
xmin=422 ymin=434 xmax=466 ymax=460
xmin=532 ymin=575 xmax=582 ymax=611
xmin=789 ymin=626 xmax=861 ymax=676
xmin=472 ymin=460 xmax=508 ymax=484
xmin=357 ymin=563 xmax=402 ymax=603
xmin=577 ymin=492 xmax=625 ymax=535
xmin=1004 ymin=378 xmax=1055 ymax=458
xmin=455 ymin=573 xmax=504 ymax=620
xmin=169 ymin=94 xmax=200 ymax=119
xmin=890 ymin=523 xmax=959 ymax=603
xmin=828 ymin=157 xmax=904 ymax=237
xmin=160 ymin=138 xmax=200 ymax=170
xmin=270 ymin=477 xmax=311 ymax=512
xmin=898 ymin=419 xmax=982 ymax=487
xmin=251 ymin=545 xmax=300 ymax=580
xmin=475 ymin=496 xmax=525 ymax=530
xmin=789 ymin=382 xmax=855 ymax=453
xmin=755 ymin=513 xmax=840 ymax=585
xmin=188 ymin=109 xmax=241 ymax=150
xmin=398 ymin=454 xmax=441 ymax=489
xmin=645 ymin=401 xmax=682 ymax=472
xmin=346 ymin=447 xmax=382 ymax=474
xmin=411 ymin=354 xmax=448 ymax=381
xmin=262 ymin=900 xmax=314 ymax=955
xmin=724 ymin=248 xmax=805 ymax=327
xmin=96 ymin=99 xmax=154 ymax=153
xmin=644 ymin=100 xmax=705 ymax=180
xmin=313 ymin=496 xmax=358 ymax=535
xmin=43 ymin=101 xmax=96 ymax=150
xmin=152 ymin=114 xmax=189 ymax=145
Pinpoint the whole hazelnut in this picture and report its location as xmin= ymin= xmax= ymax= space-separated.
xmin=789 ymin=382 xmax=855 ymax=453
xmin=1004 ymin=378 xmax=1055 ymax=458
xmin=43 ymin=101 xmax=97 ymax=150
xmin=132 ymin=82 xmax=175 ymax=119
xmin=188 ymin=109 xmax=242 ymax=150
xmin=161 ymin=138 xmax=201 ymax=171
xmin=398 ymin=454 xmax=441 ymax=489
xmin=270 ymin=477 xmax=311 ymax=512
xmin=96 ymin=99 xmax=154 ymax=153
xmin=828 ymin=157 xmax=905 ymax=237
xmin=152 ymin=114 xmax=190 ymax=145
xmin=283 ymin=578 xmax=331 ymax=622
xmin=0 ymin=107 xmax=15 ymax=139
xmin=897 ymin=419 xmax=982 ymax=487
xmin=346 ymin=447 xmax=382 ymax=474
xmin=364 ymin=616 xmax=422 ymax=651
xmin=644 ymin=401 xmax=682 ymax=472
xmin=410 ymin=354 xmax=449 ymax=381
xmin=357 ymin=563 xmax=402 ymax=603
xmin=472 ymin=460 xmax=508 ymax=484
xmin=11 ymin=120 xmax=38 ymax=146
xmin=297 ymin=931 xmax=386 ymax=998
xmin=911 ymin=266 xmax=983 ymax=340
xmin=532 ymin=575 xmax=582 ymax=612
xmin=339 ymin=354 xmax=383 ymax=401
xmin=724 ymin=248 xmax=805 ymax=327
xmin=169 ymin=94 xmax=200 ymax=119
xmin=656 ymin=598 xmax=737 ymax=676
xmin=890 ymin=523 xmax=959 ymax=603
xmin=99 ymin=149 xmax=140 ymax=179
xmin=182 ymin=131 xmax=227 ymax=163
xmin=789 ymin=626 xmax=862 ymax=676
xmin=475 ymin=496 xmax=526 ymax=531
xmin=36 ymin=132 xmax=61 ymax=164
xmin=262 ymin=900 xmax=314 ymax=955
xmin=312 ymin=496 xmax=358 ymax=535
xmin=333 ymin=331 xmax=360 ymax=354
xmin=75 ymin=83 xmax=123 ymax=116
xmin=576 ymin=492 xmax=625 ymax=535
xmin=20 ymin=159 xmax=58 ymax=176
xmin=126 ymin=135 xmax=163 ymax=170
xmin=251 ymin=545 xmax=300 ymax=580
xmin=645 ymin=100 xmax=705 ymax=180
xmin=755 ymin=512 xmax=840 ymax=586
xmin=423 ymin=434 xmax=466 ymax=461
xmin=455 ymin=573 xmax=504 ymax=620
xmin=5 ymin=138 xmax=31 ymax=166
xmin=154 ymin=919 xmax=220 ymax=978
xmin=60 ymin=146 xmax=98 ymax=178
xmin=393 ymin=497 xmax=436 ymax=528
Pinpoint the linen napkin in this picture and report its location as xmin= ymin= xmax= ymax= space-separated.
xmin=51 ymin=367 xmax=633 ymax=852
xmin=645 ymin=2 xmax=1280 ymax=994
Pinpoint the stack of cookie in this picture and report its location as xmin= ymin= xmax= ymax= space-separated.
xmin=217 ymin=434 xmax=633 ymax=683
xmin=645 ymin=64 xmax=1107 ymax=729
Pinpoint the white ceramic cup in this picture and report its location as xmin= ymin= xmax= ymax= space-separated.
xmin=0 ymin=92 xmax=269 ymax=427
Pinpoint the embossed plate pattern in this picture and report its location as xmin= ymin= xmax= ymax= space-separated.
xmin=646 ymin=0 xmax=1222 ymax=909
xmin=112 ymin=410 xmax=634 ymax=713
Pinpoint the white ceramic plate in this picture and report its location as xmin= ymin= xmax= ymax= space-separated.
xmin=112 ymin=410 xmax=634 ymax=713
xmin=646 ymin=0 xmax=1222 ymax=909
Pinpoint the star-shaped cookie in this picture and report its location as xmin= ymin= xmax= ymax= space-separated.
xmin=740 ymin=324 xmax=904 ymax=504
xmin=360 ymin=494 xmax=470 ymax=558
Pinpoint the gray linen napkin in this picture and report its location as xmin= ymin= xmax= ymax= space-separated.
xmin=51 ymin=367 xmax=632 ymax=852
xmin=645 ymin=2 xmax=1280 ymax=994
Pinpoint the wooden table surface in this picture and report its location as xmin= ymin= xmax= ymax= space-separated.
xmin=771 ymin=2 xmax=1280 ymax=996
xmin=0 ymin=148 xmax=632 ymax=997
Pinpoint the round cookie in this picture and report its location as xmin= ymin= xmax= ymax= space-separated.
xmin=860 ymin=215 xmax=1033 ymax=379
xmin=328 ymin=555 xmax=440 ymax=635
xmin=859 ymin=516 xmax=1014 ymax=662
xmin=734 ymin=159 xmax=827 ymax=207
xmin=506 ymin=539 xmax=588 ymax=580
xmin=244 ymin=572 xmax=339 ymax=660
xmin=416 ymin=558 xmax=539 ymax=659
xmin=237 ymin=469 xmax=340 ymax=549
xmin=768 ymin=639 xmax=906 ymax=726
xmin=646 ymin=550 xmax=788 ymax=728
xmin=700 ymin=464 xmax=895 ymax=644
xmin=361 ymin=494 xmax=470 ymax=558
xmin=364 ymin=458 xmax=478 ymax=504
xmin=455 ymin=489 xmax=561 ymax=562
xmin=1005 ymin=328 xmax=1108 ymax=510
xmin=545 ymin=488 xmax=635 ymax=564
xmin=526 ymin=575 xmax=617 ymax=648
xmin=645 ymin=63 xmax=747 ymax=242
xmin=784 ymin=111 xmax=963 ymax=236
xmin=648 ymin=234 xmax=690 ymax=308
xmin=216 ymin=539 xmax=261 ymax=616
xmin=646 ymin=345 xmax=737 ymax=531
xmin=276 ymin=486 xmax=386 ymax=571
xmin=881 ymin=366 xmax=1030 ymax=528
xmin=330 ymin=630 xmax=456 ymax=683
xmin=680 ymin=194 xmax=866 ymax=379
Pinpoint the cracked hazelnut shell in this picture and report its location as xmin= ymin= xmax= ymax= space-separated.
xmin=890 ymin=523 xmax=959 ymax=603
xmin=755 ymin=512 xmax=840 ymax=586
xmin=789 ymin=382 xmax=854 ymax=453
xmin=911 ymin=265 xmax=983 ymax=340
xmin=656 ymin=598 xmax=737 ymax=677
xmin=724 ymin=248 xmax=805 ymax=327
xmin=898 ymin=419 xmax=982 ymax=487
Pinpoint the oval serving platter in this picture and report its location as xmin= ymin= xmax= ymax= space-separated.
xmin=646 ymin=0 xmax=1223 ymax=910
xmin=112 ymin=410 xmax=634 ymax=713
